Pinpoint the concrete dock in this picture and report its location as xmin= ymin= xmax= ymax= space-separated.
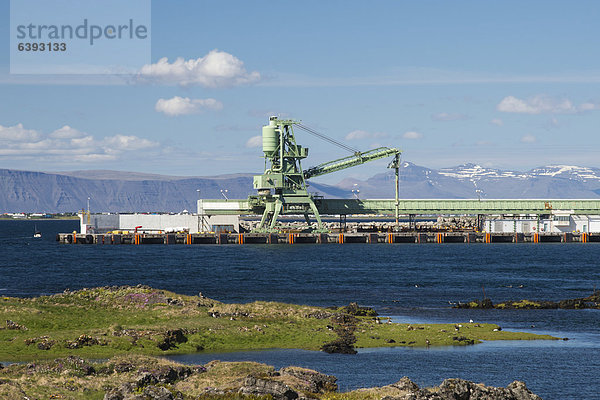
xmin=56 ymin=231 xmax=598 ymax=245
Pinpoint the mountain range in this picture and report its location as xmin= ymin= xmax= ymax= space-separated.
xmin=1 ymin=163 xmax=600 ymax=213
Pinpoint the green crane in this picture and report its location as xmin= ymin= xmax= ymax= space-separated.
xmin=304 ymin=147 xmax=401 ymax=179
xmin=251 ymin=116 xmax=401 ymax=232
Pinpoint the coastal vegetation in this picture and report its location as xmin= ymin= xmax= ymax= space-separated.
xmin=0 ymin=286 xmax=557 ymax=362
xmin=0 ymin=354 xmax=543 ymax=400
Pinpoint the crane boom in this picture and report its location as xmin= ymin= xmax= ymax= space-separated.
xmin=303 ymin=147 xmax=401 ymax=179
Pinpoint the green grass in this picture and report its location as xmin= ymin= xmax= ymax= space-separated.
xmin=0 ymin=286 xmax=557 ymax=362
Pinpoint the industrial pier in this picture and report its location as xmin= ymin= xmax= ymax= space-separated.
xmin=65 ymin=117 xmax=600 ymax=241
xmin=57 ymin=231 xmax=597 ymax=245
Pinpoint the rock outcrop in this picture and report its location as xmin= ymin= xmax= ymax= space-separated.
xmin=239 ymin=376 xmax=300 ymax=399
xmin=279 ymin=366 xmax=338 ymax=393
xmin=375 ymin=377 xmax=542 ymax=400
xmin=456 ymin=291 xmax=600 ymax=310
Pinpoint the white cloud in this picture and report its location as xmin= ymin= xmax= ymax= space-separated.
xmin=0 ymin=123 xmax=159 ymax=161
xmin=245 ymin=135 xmax=262 ymax=148
xmin=431 ymin=112 xmax=467 ymax=121
xmin=403 ymin=131 xmax=423 ymax=140
xmin=49 ymin=125 xmax=85 ymax=139
xmin=0 ymin=123 xmax=41 ymax=142
xmin=520 ymin=134 xmax=536 ymax=143
xmin=138 ymin=50 xmax=261 ymax=87
xmin=103 ymin=135 xmax=158 ymax=151
xmin=155 ymin=96 xmax=223 ymax=116
xmin=496 ymin=95 xmax=600 ymax=114
xmin=579 ymin=102 xmax=600 ymax=111
xmin=345 ymin=130 xmax=388 ymax=140
xmin=491 ymin=118 xmax=503 ymax=126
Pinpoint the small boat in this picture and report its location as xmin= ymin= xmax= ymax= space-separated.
xmin=33 ymin=225 xmax=42 ymax=238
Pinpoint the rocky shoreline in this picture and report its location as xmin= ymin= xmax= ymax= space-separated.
xmin=454 ymin=291 xmax=600 ymax=310
xmin=0 ymin=355 xmax=542 ymax=400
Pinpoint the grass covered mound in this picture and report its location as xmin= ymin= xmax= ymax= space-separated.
xmin=0 ymin=354 xmax=331 ymax=400
xmin=0 ymin=285 xmax=557 ymax=362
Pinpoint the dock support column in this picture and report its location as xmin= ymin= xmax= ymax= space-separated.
xmin=387 ymin=233 xmax=394 ymax=244
xmin=533 ymin=233 xmax=539 ymax=243
xmin=338 ymin=233 xmax=344 ymax=244
xmin=238 ymin=233 xmax=244 ymax=244
xmin=339 ymin=215 xmax=347 ymax=233
xmin=368 ymin=233 xmax=378 ymax=244
xmin=409 ymin=215 xmax=416 ymax=231
xmin=268 ymin=234 xmax=278 ymax=244
xmin=484 ymin=233 xmax=491 ymax=243
xmin=317 ymin=233 xmax=328 ymax=244
xmin=436 ymin=233 xmax=444 ymax=243
xmin=582 ymin=233 xmax=588 ymax=243
xmin=218 ymin=233 xmax=228 ymax=244
xmin=288 ymin=234 xmax=295 ymax=244
xmin=417 ymin=233 xmax=427 ymax=243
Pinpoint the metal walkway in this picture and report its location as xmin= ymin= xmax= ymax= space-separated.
xmin=199 ymin=199 xmax=600 ymax=216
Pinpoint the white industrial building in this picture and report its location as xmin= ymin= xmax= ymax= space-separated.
xmin=80 ymin=199 xmax=240 ymax=234
xmin=485 ymin=211 xmax=600 ymax=233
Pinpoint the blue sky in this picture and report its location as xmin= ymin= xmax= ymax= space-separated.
xmin=1 ymin=0 xmax=600 ymax=183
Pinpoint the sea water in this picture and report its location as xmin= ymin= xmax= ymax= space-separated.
xmin=1 ymin=220 xmax=598 ymax=399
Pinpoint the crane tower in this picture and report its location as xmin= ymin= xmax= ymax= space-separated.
xmin=251 ymin=116 xmax=401 ymax=232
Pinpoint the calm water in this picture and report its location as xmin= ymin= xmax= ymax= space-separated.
xmin=1 ymin=220 xmax=599 ymax=399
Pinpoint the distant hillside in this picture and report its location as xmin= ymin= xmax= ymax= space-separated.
xmin=1 ymin=163 xmax=600 ymax=213
xmin=0 ymin=169 xmax=347 ymax=213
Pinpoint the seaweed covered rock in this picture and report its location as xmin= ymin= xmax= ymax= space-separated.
xmin=455 ymin=298 xmax=494 ymax=309
xmin=455 ymin=291 xmax=600 ymax=310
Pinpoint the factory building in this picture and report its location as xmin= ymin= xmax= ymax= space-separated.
xmin=80 ymin=200 xmax=240 ymax=234
xmin=484 ymin=212 xmax=600 ymax=233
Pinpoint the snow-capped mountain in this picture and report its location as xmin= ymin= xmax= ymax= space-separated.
xmin=438 ymin=163 xmax=600 ymax=182
xmin=438 ymin=163 xmax=529 ymax=180
xmin=528 ymin=165 xmax=600 ymax=181
xmin=336 ymin=162 xmax=600 ymax=199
